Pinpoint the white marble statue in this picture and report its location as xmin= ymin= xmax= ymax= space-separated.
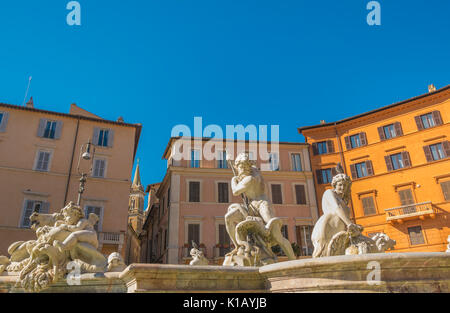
xmin=311 ymin=165 xmax=395 ymax=257
xmin=189 ymin=242 xmax=209 ymax=266
xmin=223 ymin=153 xmax=295 ymax=267
xmin=0 ymin=201 xmax=126 ymax=292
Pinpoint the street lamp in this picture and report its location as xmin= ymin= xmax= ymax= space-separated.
xmin=76 ymin=140 xmax=96 ymax=206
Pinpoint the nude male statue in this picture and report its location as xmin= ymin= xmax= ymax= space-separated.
xmin=224 ymin=153 xmax=295 ymax=261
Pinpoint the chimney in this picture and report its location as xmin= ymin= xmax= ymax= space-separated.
xmin=117 ymin=116 xmax=124 ymax=123
xmin=26 ymin=97 xmax=34 ymax=108
xmin=428 ymin=84 xmax=436 ymax=93
xmin=320 ymin=120 xmax=326 ymax=124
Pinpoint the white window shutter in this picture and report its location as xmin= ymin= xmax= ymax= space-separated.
xmin=37 ymin=118 xmax=47 ymax=137
xmin=54 ymin=121 xmax=63 ymax=139
xmin=22 ymin=200 xmax=34 ymax=227
xmin=108 ymin=129 xmax=114 ymax=147
xmin=92 ymin=128 xmax=100 ymax=145
xmin=0 ymin=112 xmax=9 ymax=132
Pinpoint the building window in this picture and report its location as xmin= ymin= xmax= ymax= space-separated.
xmin=312 ymin=140 xmax=335 ymax=155
xmin=21 ymin=200 xmax=49 ymax=228
xmin=34 ymin=150 xmax=52 ymax=172
xmin=191 ymin=150 xmax=200 ymax=168
xmin=408 ymin=226 xmax=425 ymax=245
xmin=316 ymin=168 xmax=334 ymax=184
xmin=345 ymin=133 xmax=367 ymax=150
xmin=37 ymin=119 xmax=62 ymax=139
xmin=93 ymin=128 xmax=114 ymax=147
xmin=295 ymin=185 xmax=307 ymax=205
xmin=189 ymin=181 xmax=200 ymax=202
xmin=350 ymin=161 xmax=373 ymax=179
xmin=415 ymin=111 xmax=443 ymax=130
xmin=420 ymin=113 xmax=436 ymax=129
xmin=383 ymin=124 xmax=395 ymax=139
xmin=187 ymin=224 xmax=200 ymax=248
xmin=291 ymin=153 xmax=302 ymax=171
xmin=92 ymin=158 xmax=106 ymax=178
xmin=84 ymin=206 xmax=102 ymax=231
xmin=269 ymin=153 xmax=279 ymax=171
xmin=281 ymin=225 xmax=289 ymax=240
xmin=378 ymin=122 xmax=403 ymax=141
xmin=430 ymin=143 xmax=446 ymax=161
xmin=218 ymin=224 xmax=231 ymax=256
xmin=217 ymin=151 xmax=228 ymax=169
xmin=0 ymin=111 xmax=9 ymax=132
xmin=296 ymin=225 xmax=313 ymax=256
xmin=218 ymin=182 xmax=229 ymax=203
xmin=440 ymin=181 xmax=450 ymax=201
xmin=271 ymin=184 xmax=283 ymax=204
xmin=385 ymin=152 xmax=411 ymax=171
xmin=361 ymin=196 xmax=376 ymax=216
xmin=398 ymin=188 xmax=416 ymax=214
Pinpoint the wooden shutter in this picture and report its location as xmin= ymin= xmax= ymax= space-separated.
xmin=316 ymin=170 xmax=323 ymax=184
xmin=188 ymin=224 xmax=200 ymax=246
xmin=344 ymin=136 xmax=351 ymax=150
xmin=408 ymin=226 xmax=425 ymax=245
xmin=295 ymin=226 xmax=303 ymax=254
xmin=365 ymin=160 xmax=374 ymax=176
xmin=331 ymin=167 xmax=337 ymax=177
xmin=394 ymin=122 xmax=403 ymax=136
xmin=54 ymin=121 xmax=63 ymax=139
xmin=311 ymin=143 xmax=318 ymax=155
xmin=218 ymin=183 xmax=228 ymax=203
xmin=443 ymin=141 xmax=450 ymax=157
xmin=295 ymin=185 xmax=306 ymax=205
xmin=108 ymin=129 xmax=114 ymax=147
xmin=362 ymin=196 xmax=376 ymax=215
xmin=385 ymin=155 xmax=393 ymax=172
xmin=441 ymin=181 xmax=450 ymax=201
xmin=37 ymin=119 xmax=46 ymax=137
xmin=22 ymin=200 xmax=35 ymax=227
xmin=415 ymin=116 xmax=424 ymax=131
xmin=377 ymin=127 xmax=385 ymax=141
xmin=401 ymin=151 xmax=411 ymax=167
xmin=423 ymin=145 xmax=433 ymax=162
xmin=359 ymin=132 xmax=367 ymax=146
xmin=271 ymin=184 xmax=283 ymax=204
xmin=41 ymin=202 xmax=50 ymax=214
xmin=0 ymin=112 xmax=9 ymax=132
xmin=349 ymin=164 xmax=357 ymax=179
xmin=326 ymin=140 xmax=335 ymax=153
xmin=189 ymin=182 xmax=200 ymax=202
xmin=432 ymin=111 xmax=443 ymax=126
xmin=92 ymin=128 xmax=100 ymax=145
xmin=399 ymin=189 xmax=414 ymax=205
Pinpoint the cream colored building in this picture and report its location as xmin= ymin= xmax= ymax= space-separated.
xmin=0 ymin=101 xmax=142 ymax=257
xmin=142 ymin=137 xmax=319 ymax=264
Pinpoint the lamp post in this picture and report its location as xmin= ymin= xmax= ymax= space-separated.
xmin=76 ymin=140 xmax=96 ymax=206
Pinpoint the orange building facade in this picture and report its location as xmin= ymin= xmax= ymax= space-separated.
xmin=298 ymin=85 xmax=450 ymax=253
xmin=0 ymin=101 xmax=141 ymax=257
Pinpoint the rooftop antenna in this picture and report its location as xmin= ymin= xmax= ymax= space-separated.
xmin=22 ymin=76 xmax=32 ymax=106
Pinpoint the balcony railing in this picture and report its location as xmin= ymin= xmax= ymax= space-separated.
xmin=99 ymin=232 xmax=124 ymax=245
xmin=385 ymin=201 xmax=436 ymax=222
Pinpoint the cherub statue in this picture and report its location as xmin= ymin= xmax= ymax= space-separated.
xmin=189 ymin=242 xmax=209 ymax=266
xmin=223 ymin=153 xmax=295 ymax=266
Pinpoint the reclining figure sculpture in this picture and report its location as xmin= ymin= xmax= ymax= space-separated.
xmin=0 ymin=201 xmax=126 ymax=292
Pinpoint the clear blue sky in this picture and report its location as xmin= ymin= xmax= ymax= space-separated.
xmin=0 ymin=1 xmax=449 ymax=187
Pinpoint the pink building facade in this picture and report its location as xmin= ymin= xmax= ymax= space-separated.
xmin=145 ymin=137 xmax=319 ymax=264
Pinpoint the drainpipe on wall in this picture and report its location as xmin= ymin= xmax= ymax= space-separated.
xmin=63 ymin=117 xmax=80 ymax=207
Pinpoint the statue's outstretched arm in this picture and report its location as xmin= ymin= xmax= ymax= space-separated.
xmin=65 ymin=219 xmax=89 ymax=232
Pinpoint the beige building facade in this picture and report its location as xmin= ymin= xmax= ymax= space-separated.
xmin=141 ymin=137 xmax=319 ymax=264
xmin=0 ymin=101 xmax=141 ymax=257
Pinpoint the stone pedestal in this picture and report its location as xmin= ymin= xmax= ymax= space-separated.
xmin=1 ymin=252 xmax=449 ymax=293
